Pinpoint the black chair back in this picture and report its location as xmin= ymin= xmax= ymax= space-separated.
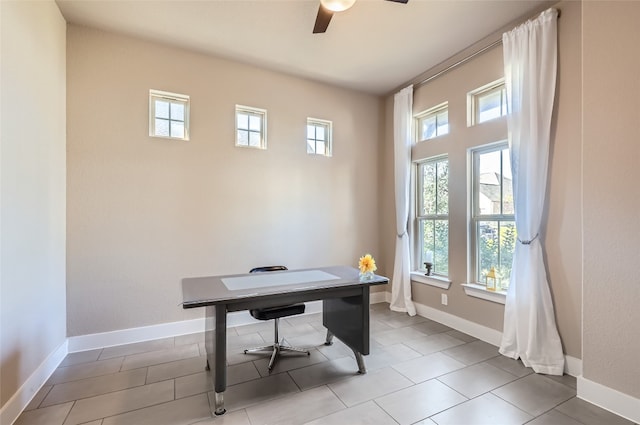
xmin=249 ymin=266 xmax=288 ymax=273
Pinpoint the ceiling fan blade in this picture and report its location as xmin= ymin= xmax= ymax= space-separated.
xmin=313 ymin=4 xmax=334 ymax=34
xmin=386 ymin=0 xmax=408 ymax=3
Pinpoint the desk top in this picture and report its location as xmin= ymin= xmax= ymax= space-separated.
xmin=182 ymin=266 xmax=388 ymax=309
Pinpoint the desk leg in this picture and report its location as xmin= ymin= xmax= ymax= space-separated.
xmin=324 ymin=330 xmax=334 ymax=345
xmin=205 ymin=305 xmax=227 ymax=415
xmin=323 ymin=286 xmax=370 ymax=373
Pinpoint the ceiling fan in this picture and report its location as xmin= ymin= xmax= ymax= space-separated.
xmin=313 ymin=0 xmax=409 ymax=34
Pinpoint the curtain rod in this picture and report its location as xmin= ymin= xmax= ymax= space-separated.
xmin=414 ymin=8 xmax=560 ymax=90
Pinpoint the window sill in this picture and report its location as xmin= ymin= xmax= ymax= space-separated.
xmin=411 ymin=272 xmax=451 ymax=289
xmin=461 ymin=283 xmax=506 ymax=304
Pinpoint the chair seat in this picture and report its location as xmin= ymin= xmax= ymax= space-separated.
xmin=250 ymin=304 xmax=305 ymax=321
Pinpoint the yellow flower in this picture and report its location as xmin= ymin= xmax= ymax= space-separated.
xmin=358 ymin=254 xmax=377 ymax=274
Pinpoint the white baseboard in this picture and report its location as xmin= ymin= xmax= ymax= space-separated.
xmin=377 ymin=291 xmax=583 ymax=377
xmin=68 ymin=301 xmax=324 ymax=353
xmin=413 ymin=300 xmax=504 ymax=346
xmin=0 ymin=339 xmax=68 ymax=425
xmin=577 ymin=376 xmax=640 ymax=423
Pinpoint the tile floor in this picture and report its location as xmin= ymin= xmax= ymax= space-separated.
xmin=15 ymin=303 xmax=636 ymax=425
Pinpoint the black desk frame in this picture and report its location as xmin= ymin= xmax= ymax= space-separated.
xmin=182 ymin=266 xmax=387 ymax=415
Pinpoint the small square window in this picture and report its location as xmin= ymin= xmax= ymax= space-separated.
xmin=415 ymin=103 xmax=449 ymax=142
xmin=307 ymin=118 xmax=332 ymax=156
xmin=236 ymin=105 xmax=267 ymax=149
xmin=468 ymin=80 xmax=507 ymax=126
xmin=149 ymin=90 xmax=189 ymax=140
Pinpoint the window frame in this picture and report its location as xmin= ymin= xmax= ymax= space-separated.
xmin=470 ymin=141 xmax=515 ymax=290
xmin=235 ymin=105 xmax=267 ymax=149
xmin=414 ymin=155 xmax=449 ymax=277
xmin=149 ymin=89 xmax=190 ymax=141
xmin=306 ymin=118 xmax=332 ymax=157
xmin=415 ymin=102 xmax=449 ymax=142
xmin=467 ymin=79 xmax=507 ymax=126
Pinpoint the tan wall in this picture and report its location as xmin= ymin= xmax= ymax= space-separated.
xmin=583 ymin=1 xmax=640 ymax=399
xmin=380 ymin=0 xmax=582 ymax=359
xmin=66 ymin=25 xmax=383 ymax=336
xmin=0 ymin=0 xmax=67 ymax=409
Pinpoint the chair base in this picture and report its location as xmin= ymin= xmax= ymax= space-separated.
xmin=244 ymin=340 xmax=310 ymax=370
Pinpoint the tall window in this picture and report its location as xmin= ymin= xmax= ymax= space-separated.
xmin=149 ymin=90 xmax=190 ymax=140
xmin=471 ymin=143 xmax=516 ymax=289
xmin=416 ymin=157 xmax=449 ymax=275
xmin=468 ymin=80 xmax=507 ymax=125
xmin=416 ymin=103 xmax=449 ymax=141
xmin=236 ymin=105 xmax=267 ymax=149
xmin=307 ymin=118 xmax=332 ymax=156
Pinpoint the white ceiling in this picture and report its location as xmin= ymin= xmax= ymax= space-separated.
xmin=56 ymin=0 xmax=551 ymax=95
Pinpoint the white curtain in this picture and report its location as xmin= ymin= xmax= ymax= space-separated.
xmin=390 ymin=85 xmax=416 ymax=316
xmin=500 ymin=8 xmax=564 ymax=375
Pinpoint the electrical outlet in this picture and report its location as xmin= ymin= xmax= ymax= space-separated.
xmin=441 ymin=294 xmax=448 ymax=305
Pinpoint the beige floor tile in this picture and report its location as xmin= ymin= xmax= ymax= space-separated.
xmin=445 ymin=329 xmax=477 ymax=343
xmin=147 ymin=355 xmax=208 ymax=383
xmin=245 ymin=386 xmax=344 ymax=424
xmin=375 ymin=379 xmax=468 ymax=425
xmin=174 ymin=332 xmax=205 ymax=346
xmin=382 ymin=312 xmax=429 ymax=329
xmin=101 ymin=393 xmax=211 ymax=425
xmin=485 ymin=355 xmax=533 ymax=377
xmin=220 ymin=372 xmax=300 ymax=412
xmin=364 ymin=343 xmax=422 ymax=371
xmin=492 ymin=373 xmax=576 ymax=417
xmin=437 ymin=361 xmax=519 ymax=398
xmin=555 ymin=397 xmax=636 ymax=425
xmin=258 ymin=323 xmax=318 ymax=342
xmin=42 ymin=368 xmax=147 ymax=407
xmin=392 ymin=351 xmax=465 ymax=383
xmin=411 ymin=419 xmax=438 ymax=425
xmin=283 ymin=312 xmax=323 ymax=327
xmin=441 ymin=340 xmax=500 ymax=365
xmin=227 ymin=333 xmax=267 ymax=350
xmin=14 ymin=402 xmax=73 ymax=425
xmin=281 ymin=330 xmax=330 ymax=349
xmin=24 ymin=385 xmax=52 ymax=411
xmin=547 ymin=373 xmax=578 ymax=390
xmin=430 ymin=392 xmax=533 ymax=424
xmin=527 ymin=409 xmax=585 ymax=425
xmin=175 ymin=362 xmax=260 ymax=398
xmin=60 ymin=349 xmax=102 ymax=367
xmin=234 ymin=320 xmax=282 ymax=336
xmin=99 ymin=338 xmax=175 ymax=360
xmin=64 ymin=380 xmax=174 ymax=424
xmin=372 ymin=326 xmax=428 ymax=346
xmin=315 ymin=338 xmax=355 ymax=360
xmin=328 ymin=367 xmax=413 ymax=407
xmin=404 ymin=332 xmax=465 ymax=355
xmin=120 ymin=343 xmax=200 ymax=371
xmin=303 ymin=400 xmax=396 ymax=425
xmin=47 ymin=357 xmax=123 ymax=385
xmin=288 ymin=356 xmax=363 ymax=390
xmin=409 ymin=320 xmax=454 ymax=335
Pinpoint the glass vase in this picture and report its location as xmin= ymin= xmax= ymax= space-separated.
xmin=359 ymin=270 xmax=375 ymax=282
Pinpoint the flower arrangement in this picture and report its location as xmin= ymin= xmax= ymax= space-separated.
xmin=358 ymin=253 xmax=377 ymax=281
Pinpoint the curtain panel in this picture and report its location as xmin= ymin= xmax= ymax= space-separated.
xmin=390 ymin=85 xmax=416 ymax=316
xmin=499 ymin=8 xmax=565 ymax=375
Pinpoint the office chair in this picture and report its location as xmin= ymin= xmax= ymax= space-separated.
xmin=243 ymin=266 xmax=310 ymax=371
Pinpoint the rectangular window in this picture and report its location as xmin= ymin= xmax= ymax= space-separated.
xmin=416 ymin=157 xmax=449 ymax=275
xmin=468 ymin=80 xmax=507 ymax=125
xmin=307 ymin=118 xmax=332 ymax=156
xmin=416 ymin=103 xmax=449 ymax=142
xmin=236 ymin=105 xmax=267 ymax=149
xmin=149 ymin=90 xmax=189 ymax=140
xmin=471 ymin=143 xmax=516 ymax=290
